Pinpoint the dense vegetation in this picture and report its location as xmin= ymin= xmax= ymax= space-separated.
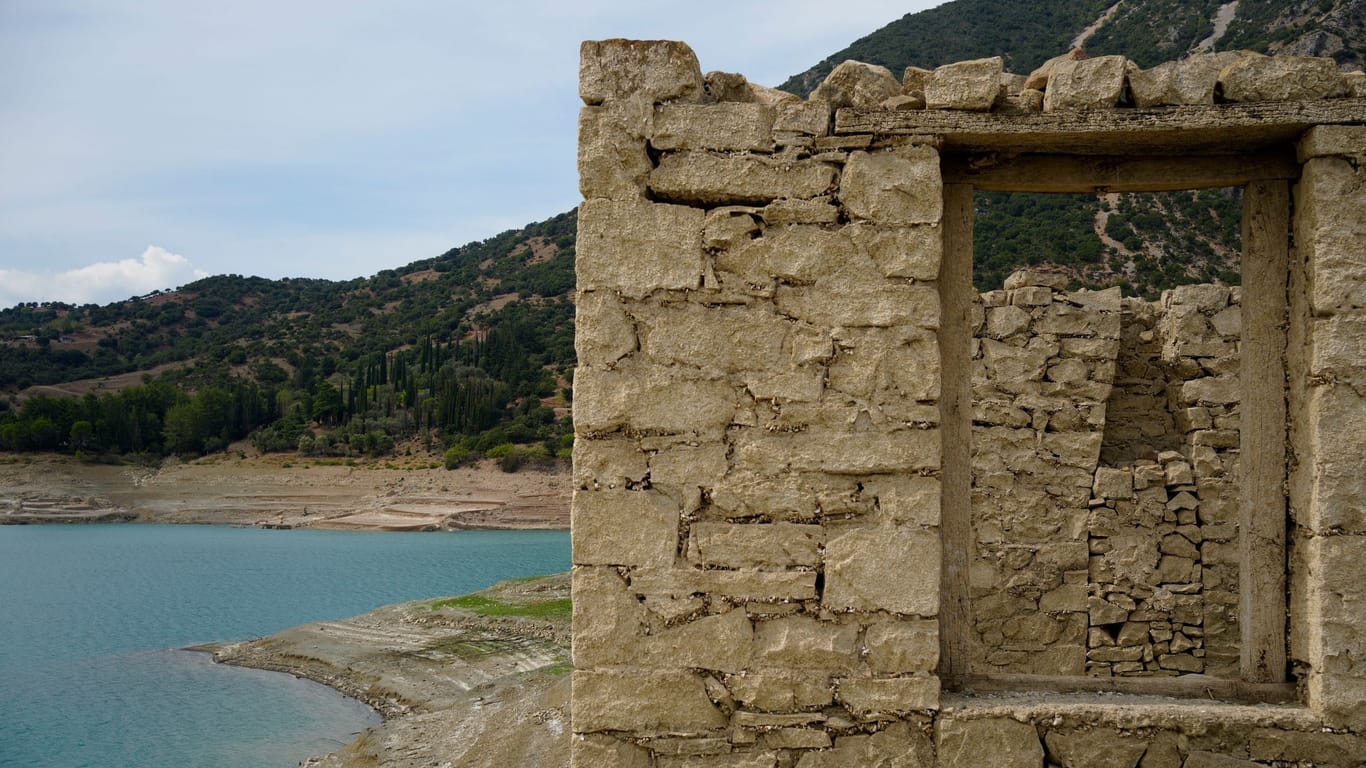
xmin=1 ymin=211 xmax=578 ymax=466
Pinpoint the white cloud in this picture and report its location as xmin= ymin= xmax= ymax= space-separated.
xmin=0 ymin=245 xmax=207 ymax=307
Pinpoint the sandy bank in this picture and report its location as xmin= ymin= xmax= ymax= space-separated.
xmin=0 ymin=452 xmax=569 ymax=531
xmin=201 ymin=573 xmax=572 ymax=768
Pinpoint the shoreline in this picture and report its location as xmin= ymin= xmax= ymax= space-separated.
xmin=197 ymin=574 xmax=572 ymax=767
xmin=0 ymin=452 xmax=570 ymax=532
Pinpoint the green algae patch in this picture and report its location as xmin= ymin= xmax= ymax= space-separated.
xmin=429 ymin=594 xmax=571 ymax=620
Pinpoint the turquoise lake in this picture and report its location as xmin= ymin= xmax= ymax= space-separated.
xmin=0 ymin=524 xmax=570 ymax=768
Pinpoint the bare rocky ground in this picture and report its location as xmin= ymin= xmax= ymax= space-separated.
xmin=199 ymin=573 xmax=572 ymax=768
xmin=0 ymin=451 xmax=569 ymax=531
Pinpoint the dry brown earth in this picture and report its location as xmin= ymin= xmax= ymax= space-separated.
xmin=0 ymin=452 xmax=569 ymax=530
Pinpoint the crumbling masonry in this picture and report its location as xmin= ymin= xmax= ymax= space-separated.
xmin=572 ymin=41 xmax=1366 ymax=767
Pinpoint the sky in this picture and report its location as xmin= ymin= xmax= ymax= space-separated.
xmin=0 ymin=1 xmax=947 ymax=309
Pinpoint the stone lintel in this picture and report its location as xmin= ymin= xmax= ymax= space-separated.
xmin=835 ymin=99 xmax=1366 ymax=154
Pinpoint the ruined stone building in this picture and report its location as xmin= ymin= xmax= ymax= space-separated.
xmin=571 ymin=40 xmax=1366 ymax=767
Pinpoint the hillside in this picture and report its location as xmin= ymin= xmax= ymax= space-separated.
xmin=2 ymin=0 xmax=1361 ymax=461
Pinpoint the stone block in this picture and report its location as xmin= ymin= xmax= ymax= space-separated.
xmin=1094 ymin=467 xmax=1134 ymax=499
xmin=796 ymin=722 xmax=933 ymax=767
xmin=732 ymin=428 xmax=941 ymax=476
xmin=845 ymin=223 xmax=942 ymax=281
xmin=630 ymin=567 xmax=819 ymax=601
xmin=865 ymin=619 xmax=939 ymax=673
xmin=1045 ymin=729 xmax=1148 ymax=768
xmin=572 ymin=734 xmax=653 ymax=768
xmin=573 ymin=565 xmax=647 ymax=666
xmin=1025 ymin=48 xmax=1088 ymax=91
xmin=573 ymin=669 xmax=727 ymax=732
xmin=1045 ymin=55 xmax=1128 ymax=111
xmin=811 ymin=60 xmax=902 ymax=108
xmin=653 ymin=103 xmax=775 ymax=153
xmin=575 ymin=290 xmax=638 ymax=367
xmin=579 ymin=101 xmax=654 ymax=200
xmin=1181 ymin=376 xmax=1238 ymax=405
xmin=936 ymin=717 xmax=1043 ymax=768
xmin=837 ymin=676 xmax=939 ymax=716
xmin=1310 ymin=315 xmax=1366 ymax=389
xmin=776 ymin=279 xmax=940 ymax=329
xmin=761 ymin=197 xmax=840 ymax=226
xmin=1126 ymin=54 xmax=1229 ymax=107
xmin=823 ymin=525 xmax=940 ymax=615
xmin=1219 ymin=54 xmax=1349 ymax=102
xmin=572 ymin=437 xmax=648 ymax=490
xmin=925 ymin=57 xmax=1003 ymax=111
xmin=864 ymin=475 xmax=941 ymax=527
xmin=651 ymin=151 xmax=838 ymax=206
xmin=1248 ymin=728 xmax=1366 ymax=766
xmin=580 ymin=39 xmax=704 ymax=105
xmin=773 ymin=101 xmax=831 ymax=137
xmin=650 ymin=442 xmax=729 ymax=492
xmin=726 ymin=669 xmax=834 ymax=710
xmin=574 ymin=364 xmax=737 ymax=438
xmin=1303 ymin=385 xmax=1366 ymax=533
xmin=1298 ymin=156 xmax=1366 ymax=315
xmin=827 ymin=327 xmax=940 ymax=402
xmin=690 ymin=522 xmax=823 ymax=568
xmin=840 ymin=146 xmax=943 ymax=225
xmin=763 ymin=729 xmax=830 ymax=750
xmin=719 ymin=224 xmax=860 ymax=285
xmin=577 ymin=199 xmax=704 ymax=298
xmin=658 ymin=753 xmax=778 ymax=768
xmin=572 ymin=488 xmax=678 ymax=568
xmin=1182 ymin=752 xmax=1257 ymax=768
xmin=753 ymin=615 xmax=859 ymax=669
xmin=637 ymin=303 xmax=793 ymax=373
xmin=639 ymin=608 xmax=754 ymax=673
xmin=1298 ymin=125 xmax=1366 ymax=161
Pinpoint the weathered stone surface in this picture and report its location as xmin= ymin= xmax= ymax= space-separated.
xmin=762 ymin=197 xmax=840 ymax=226
xmin=1182 ymin=752 xmax=1257 ymax=768
xmin=864 ymin=476 xmax=941 ymax=527
xmin=651 ymin=152 xmax=838 ymax=206
xmin=573 ymin=364 xmax=735 ymax=437
xmin=733 ymin=428 xmax=941 ymax=476
xmin=637 ymin=303 xmax=793 ymax=372
xmin=823 ymin=525 xmax=940 ymax=615
xmin=573 ymin=565 xmax=647 ymax=666
xmin=752 ymin=616 xmax=859 ymax=669
xmin=727 ymin=669 xmax=834 ymax=710
xmin=925 ymin=57 xmax=1003 ymax=111
xmin=658 ymin=753 xmax=778 ymax=768
xmin=703 ymin=71 xmax=756 ymax=102
xmin=640 ymin=608 xmax=753 ymax=672
xmin=1045 ymin=729 xmax=1148 ymax=768
xmin=845 ymin=223 xmax=942 ymax=281
xmin=840 ymin=146 xmax=943 ymax=225
xmin=573 ymin=669 xmax=727 ymax=732
xmin=650 ymin=442 xmax=729 ymax=492
xmin=579 ymin=102 xmax=653 ymax=200
xmin=1298 ymin=155 xmax=1366 ymax=314
xmin=1045 ymin=55 xmax=1128 ymax=111
xmin=719 ymin=224 xmax=859 ymax=284
xmin=811 ymin=60 xmax=901 ymax=108
xmin=866 ymin=619 xmax=939 ymax=673
xmin=1248 ymin=727 xmax=1366 ymax=764
xmin=572 ymin=734 xmax=653 ymax=768
xmin=575 ymin=291 xmax=638 ymax=369
xmin=691 ymin=522 xmax=823 ymax=568
xmin=572 ymin=437 xmax=648 ymax=489
xmin=653 ymin=103 xmax=775 ymax=153
xmin=631 ymin=568 xmax=819 ymax=601
xmin=797 ymin=722 xmax=933 ymax=767
xmin=902 ymin=66 xmax=933 ymax=98
xmin=580 ymin=39 xmax=704 ymax=105
xmin=837 ymin=676 xmax=939 ymax=716
xmin=936 ymin=717 xmax=1043 ymax=768
xmin=774 ymin=102 xmax=831 ymax=137
xmin=1025 ymin=48 xmax=1087 ymax=91
xmin=1126 ymin=54 xmax=1231 ymax=107
xmin=572 ymin=489 xmax=678 ymax=568
xmin=1219 ymin=54 xmax=1349 ymax=102
xmin=1299 ymin=125 xmax=1366 ymax=161
xmin=776 ymin=279 xmax=940 ymax=329
xmin=577 ymin=199 xmax=704 ymax=298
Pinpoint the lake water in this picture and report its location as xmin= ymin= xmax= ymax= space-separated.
xmin=0 ymin=524 xmax=570 ymax=768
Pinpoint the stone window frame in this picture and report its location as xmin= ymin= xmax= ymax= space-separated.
xmin=933 ymin=149 xmax=1296 ymax=703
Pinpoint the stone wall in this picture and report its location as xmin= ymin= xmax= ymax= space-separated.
xmin=572 ymin=38 xmax=1366 ymax=768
